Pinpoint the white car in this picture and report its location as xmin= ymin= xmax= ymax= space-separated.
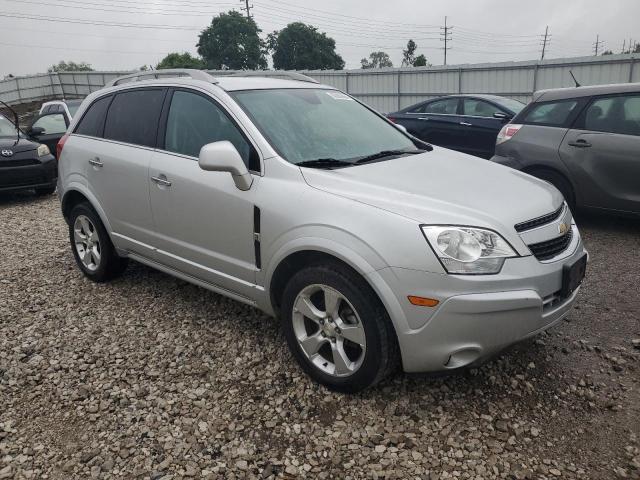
xmin=56 ymin=69 xmax=587 ymax=392
xmin=39 ymin=99 xmax=83 ymax=120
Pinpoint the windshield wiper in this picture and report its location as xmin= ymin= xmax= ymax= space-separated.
xmin=297 ymin=158 xmax=354 ymax=169
xmin=355 ymin=149 xmax=426 ymax=165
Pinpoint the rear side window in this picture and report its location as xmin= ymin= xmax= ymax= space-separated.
xmin=584 ymin=95 xmax=640 ymax=136
xmin=104 ymin=89 xmax=165 ymax=147
xmin=522 ymin=100 xmax=578 ymax=126
xmin=412 ymin=98 xmax=459 ymax=115
xmin=75 ymin=96 xmax=111 ymax=137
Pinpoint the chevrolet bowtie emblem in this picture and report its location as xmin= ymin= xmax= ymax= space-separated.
xmin=558 ymin=222 xmax=569 ymax=235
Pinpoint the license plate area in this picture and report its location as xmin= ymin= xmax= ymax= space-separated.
xmin=561 ymin=253 xmax=587 ymax=298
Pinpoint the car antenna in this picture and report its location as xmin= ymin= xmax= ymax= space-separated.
xmin=0 ymin=100 xmax=20 ymax=145
xmin=569 ymin=70 xmax=581 ymax=88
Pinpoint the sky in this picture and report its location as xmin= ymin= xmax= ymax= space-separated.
xmin=1 ymin=0 xmax=639 ymax=78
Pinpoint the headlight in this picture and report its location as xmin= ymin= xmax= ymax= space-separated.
xmin=37 ymin=144 xmax=50 ymax=157
xmin=421 ymin=226 xmax=517 ymax=274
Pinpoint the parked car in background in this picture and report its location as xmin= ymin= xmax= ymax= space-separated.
xmin=0 ymin=105 xmax=57 ymax=195
xmin=26 ymin=110 xmax=70 ymax=158
xmin=58 ymin=70 xmax=587 ymax=393
xmin=39 ymin=99 xmax=83 ymax=120
xmin=387 ymin=94 xmax=525 ymax=159
xmin=490 ymin=83 xmax=640 ymax=215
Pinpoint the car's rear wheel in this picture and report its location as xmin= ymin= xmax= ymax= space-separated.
xmin=281 ymin=262 xmax=398 ymax=393
xmin=68 ymin=202 xmax=127 ymax=282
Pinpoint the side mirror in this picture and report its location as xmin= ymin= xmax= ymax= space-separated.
xmin=493 ymin=112 xmax=511 ymax=123
xmin=28 ymin=126 xmax=45 ymax=137
xmin=198 ymin=141 xmax=253 ymax=191
xmin=394 ymin=123 xmax=408 ymax=134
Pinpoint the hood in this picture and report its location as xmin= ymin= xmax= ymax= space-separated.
xmin=300 ymin=146 xmax=563 ymax=238
xmin=0 ymin=137 xmax=38 ymax=154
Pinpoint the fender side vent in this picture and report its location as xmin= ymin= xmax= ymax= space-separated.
xmin=253 ymin=206 xmax=261 ymax=269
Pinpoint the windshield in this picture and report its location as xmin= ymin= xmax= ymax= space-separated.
xmin=495 ymin=97 xmax=526 ymax=114
xmin=0 ymin=114 xmax=20 ymax=138
xmin=231 ymin=88 xmax=418 ymax=165
xmin=66 ymin=100 xmax=82 ymax=117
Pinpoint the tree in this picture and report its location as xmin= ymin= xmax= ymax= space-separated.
xmin=361 ymin=51 xmax=393 ymax=69
xmin=413 ymin=54 xmax=428 ymax=67
xmin=156 ymin=52 xmax=205 ymax=70
xmin=48 ymin=61 xmax=93 ymax=73
xmin=601 ymin=50 xmax=613 ymax=55
xmin=197 ymin=11 xmax=266 ymax=70
xmin=268 ymin=22 xmax=345 ymax=70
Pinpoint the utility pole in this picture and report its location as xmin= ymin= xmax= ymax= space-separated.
xmin=440 ymin=16 xmax=453 ymax=65
xmin=621 ymin=39 xmax=626 ymax=54
xmin=540 ymin=26 xmax=550 ymax=60
xmin=239 ymin=0 xmax=253 ymax=19
xmin=593 ymin=34 xmax=604 ymax=55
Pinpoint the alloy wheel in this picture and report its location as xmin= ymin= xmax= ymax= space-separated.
xmin=73 ymin=215 xmax=101 ymax=272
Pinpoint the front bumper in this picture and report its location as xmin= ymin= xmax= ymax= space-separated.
xmin=375 ymin=239 xmax=587 ymax=373
xmin=0 ymin=155 xmax=57 ymax=192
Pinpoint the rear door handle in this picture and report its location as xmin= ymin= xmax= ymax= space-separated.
xmin=568 ymin=140 xmax=592 ymax=148
xmin=151 ymin=175 xmax=172 ymax=187
xmin=88 ymin=157 xmax=103 ymax=167
xmin=460 ymin=121 xmax=473 ymax=126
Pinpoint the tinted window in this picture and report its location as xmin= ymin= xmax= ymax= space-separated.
xmin=32 ymin=113 xmax=67 ymax=134
xmin=584 ymin=95 xmax=640 ymax=136
xmin=413 ymin=98 xmax=459 ymax=115
xmin=104 ymin=89 xmax=165 ymax=147
xmin=463 ymin=99 xmax=505 ymax=117
xmin=75 ymin=95 xmax=111 ymax=138
xmin=523 ymin=100 xmax=578 ymax=126
xmin=164 ymin=90 xmax=255 ymax=168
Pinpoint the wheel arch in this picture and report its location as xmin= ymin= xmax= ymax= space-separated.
xmin=61 ymin=186 xmax=113 ymax=233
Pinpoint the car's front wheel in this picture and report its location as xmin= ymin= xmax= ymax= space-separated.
xmin=281 ymin=262 xmax=398 ymax=393
xmin=68 ymin=202 xmax=127 ymax=282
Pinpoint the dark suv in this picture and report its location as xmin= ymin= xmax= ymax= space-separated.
xmin=490 ymin=83 xmax=640 ymax=215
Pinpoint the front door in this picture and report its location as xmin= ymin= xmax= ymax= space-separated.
xmin=28 ymin=112 xmax=69 ymax=157
xmin=460 ymin=98 xmax=509 ymax=158
xmin=559 ymin=93 xmax=640 ymax=213
xmin=149 ymin=88 xmax=259 ymax=299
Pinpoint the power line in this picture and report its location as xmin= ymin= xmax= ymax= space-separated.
xmin=439 ymin=16 xmax=453 ymax=65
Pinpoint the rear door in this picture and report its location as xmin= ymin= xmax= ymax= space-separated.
xmin=81 ymin=88 xmax=165 ymax=256
xmin=403 ymin=97 xmax=463 ymax=149
xmin=460 ymin=98 xmax=510 ymax=158
xmin=559 ymin=93 xmax=640 ymax=213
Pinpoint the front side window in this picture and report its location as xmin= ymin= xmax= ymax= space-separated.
xmin=75 ymin=95 xmax=112 ymax=138
xmin=232 ymin=88 xmax=417 ymax=165
xmin=104 ymin=89 xmax=165 ymax=147
xmin=32 ymin=113 xmax=67 ymax=135
xmin=523 ymin=100 xmax=578 ymax=126
xmin=463 ymin=99 xmax=505 ymax=117
xmin=164 ymin=90 xmax=254 ymax=167
xmin=584 ymin=95 xmax=640 ymax=136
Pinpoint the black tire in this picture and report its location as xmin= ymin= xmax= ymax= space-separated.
xmin=281 ymin=261 xmax=399 ymax=393
xmin=529 ymin=169 xmax=576 ymax=212
xmin=35 ymin=185 xmax=56 ymax=196
xmin=68 ymin=202 xmax=127 ymax=282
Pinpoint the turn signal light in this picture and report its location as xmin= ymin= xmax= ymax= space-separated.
xmin=407 ymin=296 xmax=439 ymax=307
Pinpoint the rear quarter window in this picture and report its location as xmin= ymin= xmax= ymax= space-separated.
xmin=521 ymin=99 xmax=579 ymax=127
xmin=74 ymin=95 xmax=112 ymax=138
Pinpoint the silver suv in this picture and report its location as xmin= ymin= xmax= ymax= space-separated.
xmin=57 ymin=70 xmax=588 ymax=393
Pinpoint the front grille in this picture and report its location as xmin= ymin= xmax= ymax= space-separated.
xmin=515 ymin=204 xmax=565 ymax=232
xmin=528 ymin=230 xmax=573 ymax=261
xmin=0 ymin=158 xmax=40 ymax=168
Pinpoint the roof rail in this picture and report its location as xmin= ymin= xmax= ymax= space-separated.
xmin=107 ymin=69 xmax=218 ymax=87
xmin=212 ymin=70 xmax=319 ymax=84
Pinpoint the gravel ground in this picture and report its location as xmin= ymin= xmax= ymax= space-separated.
xmin=1 ymin=192 xmax=639 ymax=480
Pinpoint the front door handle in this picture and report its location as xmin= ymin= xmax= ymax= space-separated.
xmin=151 ymin=175 xmax=172 ymax=187
xmin=88 ymin=157 xmax=103 ymax=167
xmin=568 ymin=139 xmax=592 ymax=148
xmin=418 ymin=117 xmax=430 ymax=121
xmin=460 ymin=121 xmax=473 ymax=126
